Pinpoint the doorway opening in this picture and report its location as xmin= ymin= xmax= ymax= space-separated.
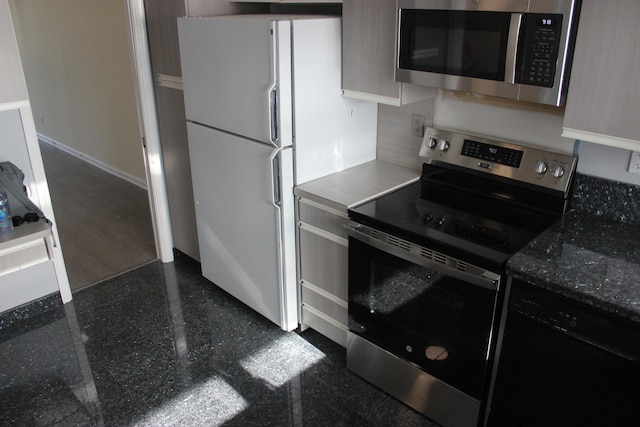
xmin=9 ymin=0 xmax=161 ymax=291
xmin=39 ymin=141 xmax=156 ymax=291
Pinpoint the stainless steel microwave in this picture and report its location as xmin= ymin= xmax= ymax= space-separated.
xmin=395 ymin=0 xmax=582 ymax=106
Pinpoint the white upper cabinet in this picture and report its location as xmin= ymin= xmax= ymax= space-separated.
xmin=562 ymin=0 xmax=640 ymax=149
xmin=342 ymin=0 xmax=434 ymax=106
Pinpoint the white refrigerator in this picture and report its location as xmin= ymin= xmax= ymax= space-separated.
xmin=177 ymin=15 xmax=377 ymax=331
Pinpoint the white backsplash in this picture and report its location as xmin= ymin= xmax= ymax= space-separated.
xmin=376 ymin=97 xmax=436 ymax=171
xmin=376 ymin=89 xmax=640 ymax=186
xmin=434 ymin=90 xmax=574 ymax=153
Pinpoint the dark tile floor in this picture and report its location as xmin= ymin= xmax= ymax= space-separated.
xmin=0 ymin=252 xmax=439 ymax=426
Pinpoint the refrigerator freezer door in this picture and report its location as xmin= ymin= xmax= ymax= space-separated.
xmin=178 ymin=16 xmax=292 ymax=147
xmin=187 ymin=122 xmax=297 ymax=331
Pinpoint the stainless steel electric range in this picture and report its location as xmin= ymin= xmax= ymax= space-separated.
xmin=344 ymin=127 xmax=577 ymax=427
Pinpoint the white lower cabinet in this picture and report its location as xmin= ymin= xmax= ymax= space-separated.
xmin=297 ymin=198 xmax=349 ymax=347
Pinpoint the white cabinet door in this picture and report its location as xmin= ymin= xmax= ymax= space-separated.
xmin=562 ymin=0 xmax=640 ymax=149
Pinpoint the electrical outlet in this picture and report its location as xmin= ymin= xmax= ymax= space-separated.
xmin=411 ymin=114 xmax=425 ymax=137
xmin=629 ymin=151 xmax=640 ymax=174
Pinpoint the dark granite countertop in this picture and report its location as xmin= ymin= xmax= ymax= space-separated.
xmin=506 ymin=173 xmax=640 ymax=324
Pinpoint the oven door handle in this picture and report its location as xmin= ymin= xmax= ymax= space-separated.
xmin=344 ymin=221 xmax=501 ymax=291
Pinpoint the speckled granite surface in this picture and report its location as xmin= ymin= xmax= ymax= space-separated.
xmin=0 ymin=292 xmax=62 ymax=331
xmin=570 ymin=173 xmax=640 ymax=225
xmin=507 ymin=173 xmax=640 ymax=324
xmin=0 ymin=252 xmax=439 ymax=426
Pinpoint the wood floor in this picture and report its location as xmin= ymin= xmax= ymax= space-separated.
xmin=39 ymin=141 xmax=157 ymax=292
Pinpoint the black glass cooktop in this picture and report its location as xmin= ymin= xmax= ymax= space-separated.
xmin=349 ymin=165 xmax=564 ymax=268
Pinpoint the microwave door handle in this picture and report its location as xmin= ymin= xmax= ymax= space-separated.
xmin=505 ymin=13 xmax=523 ymax=84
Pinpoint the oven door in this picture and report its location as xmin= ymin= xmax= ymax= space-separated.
xmin=345 ymin=221 xmax=502 ymax=400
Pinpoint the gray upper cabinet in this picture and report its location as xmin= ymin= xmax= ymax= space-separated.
xmin=342 ymin=0 xmax=433 ymax=106
xmin=562 ymin=0 xmax=640 ymax=149
xmin=232 ymin=1 xmax=341 ymax=3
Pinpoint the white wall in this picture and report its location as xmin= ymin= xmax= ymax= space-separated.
xmin=577 ymin=141 xmax=640 ymax=185
xmin=0 ymin=109 xmax=35 ymax=188
xmin=8 ymin=0 xmax=146 ymax=185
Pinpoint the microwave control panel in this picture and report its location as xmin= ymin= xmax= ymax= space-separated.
xmin=517 ymin=14 xmax=563 ymax=88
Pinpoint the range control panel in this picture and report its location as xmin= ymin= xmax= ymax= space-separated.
xmin=419 ymin=127 xmax=577 ymax=196
xmin=461 ymin=139 xmax=524 ymax=168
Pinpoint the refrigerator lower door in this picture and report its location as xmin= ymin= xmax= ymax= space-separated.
xmin=187 ymin=122 xmax=297 ymax=331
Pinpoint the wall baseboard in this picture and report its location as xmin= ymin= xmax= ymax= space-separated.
xmin=37 ymin=133 xmax=147 ymax=190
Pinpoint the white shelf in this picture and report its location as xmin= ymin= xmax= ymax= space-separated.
xmin=0 ymin=220 xmax=53 ymax=277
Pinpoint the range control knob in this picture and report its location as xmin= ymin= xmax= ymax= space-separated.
xmin=550 ymin=164 xmax=565 ymax=178
xmin=426 ymin=137 xmax=438 ymax=149
xmin=534 ymin=160 xmax=548 ymax=174
xmin=437 ymin=139 xmax=450 ymax=152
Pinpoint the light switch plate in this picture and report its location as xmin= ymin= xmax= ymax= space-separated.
xmin=411 ymin=114 xmax=425 ymax=137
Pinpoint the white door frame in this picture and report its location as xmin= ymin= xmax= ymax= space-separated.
xmin=124 ymin=0 xmax=174 ymax=263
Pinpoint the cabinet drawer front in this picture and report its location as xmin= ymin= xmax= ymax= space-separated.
xmin=299 ymin=228 xmax=348 ymax=299
xmin=0 ymin=238 xmax=51 ymax=276
xmin=298 ymin=198 xmax=348 ymax=238
xmin=301 ymin=305 xmax=347 ymax=348
xmin=301 ymin=282 xmax=347 ymax=324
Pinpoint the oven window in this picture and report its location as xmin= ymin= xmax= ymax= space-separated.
xmin=348 ymin=237 xmax=500 ymax=399
xmin=398 ymin=10 xmax=511 ymax=81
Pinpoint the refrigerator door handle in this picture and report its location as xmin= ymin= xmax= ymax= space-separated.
xmin=270 ymin=148 xmax=282 ymax=207
xmin=269 ymin=84 xmax=279 ymax=147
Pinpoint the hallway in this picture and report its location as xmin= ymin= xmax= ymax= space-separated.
xmin=39 ymin=141 xmax=156 ymax=291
